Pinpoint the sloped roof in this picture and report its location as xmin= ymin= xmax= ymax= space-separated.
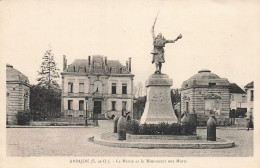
xmin=71 ymin=59 xmax=88 ymax=66
xmin=63 ymin=55 xmax=129 ymax=74
xmin=229 ymin=83 xmax=246 ymax=94
xmin=181 ymin=69 xmax=229 ymax=89
xmin=188 ymin=69 xmax=220 ymax=80
xmin=6 ymin=64 xmax=30 ymax=83
xmin=245 ymin=81 xmax=254 ymax=88
xmin=107 ymin=60 xmax=123 ymax=67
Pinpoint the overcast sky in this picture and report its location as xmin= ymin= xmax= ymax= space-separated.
xmin=1 ymin=0 xmax=259 ymax=89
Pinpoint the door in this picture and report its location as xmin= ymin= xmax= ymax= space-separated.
xmin=93 ymin=101 xmax=102 ymax=120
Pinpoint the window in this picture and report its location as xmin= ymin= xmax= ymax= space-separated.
xmin=250 ymin=90 xmax=254 ymax=101
xmin=112 ymin=83 xmax=116 ymax=94
xmin=79 ymin=83 xmax=84 ymax=93
xmin=231 ymin=94 xmax=234 ymax=101
xmin=209 ymin=83 xmax=216 ymax=87
xmin=185 ymin=102 xmax=189 ymax=113
xmin=79 ymin=100 xmax=84 ymax=110
xmin=112 ymin=101 xmax=116 ymax=111
xmin=122 ymin=83 xmax=127 ymax=94
xmin=68 ymin=100 xmax=73 ymax=110
xmin=122 ymin=101 xmax=127 ymax=111
xmin=79 ymin=115 xmax=83 ymax=117
xmin=242 ymin=95 xmax=246 ymax=102
xmin=68 ymin=83 xmax=73 ymax=93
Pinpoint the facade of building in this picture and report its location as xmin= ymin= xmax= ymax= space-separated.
xmin=180 ymin=70 xmax=230 ymax=126
xmin=244 ymin=81 xmax=254 ymax=118
xmin=229 ymin=83 xmax=247 ymax=117
xmin=6 ymin=64 xmax=30 ymax=125
xmin=230 ymin=83 xmax=247 ymax=110
xmin=61 ymin=55 xmax=134 ymax=119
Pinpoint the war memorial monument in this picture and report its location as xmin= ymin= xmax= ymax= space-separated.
xmin=90 ymin=15 xmax=235 ymax=149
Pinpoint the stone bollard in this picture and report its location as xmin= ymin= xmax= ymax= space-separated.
xmin=113 ymin=115 xmax=120 ymax=133
xmin=117 ymin=116 xmax=126 ymax=140
xmin=207 ymin=116 xmax=216 ymax=141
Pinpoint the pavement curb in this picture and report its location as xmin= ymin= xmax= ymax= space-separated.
xmin=92 ymin=133 xmax=235 ymax=149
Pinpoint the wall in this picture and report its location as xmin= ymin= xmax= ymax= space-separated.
xmin=62 ymin=74 xmax=134 ymax=118
xmin=6 ymin=82 xmax=30 ymax=125
xmin=181 ymin=87 xmax=230 ymax=126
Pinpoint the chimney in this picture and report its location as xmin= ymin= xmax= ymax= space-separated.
xmin=63 ymin=55 xmax=67 ymax=71
xmin=126 ymin=61 xmax=129 ymax=70
xmin=88 ymin=56 xmax=91 ymax=67
xmin=104 ymin=56 xmax=107 ymax=65
xmin=128 ymin=57 xmax=131 ymax=72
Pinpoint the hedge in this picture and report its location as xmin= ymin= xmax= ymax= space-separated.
xmin=126 ymin=120 xmax=196 ymax=135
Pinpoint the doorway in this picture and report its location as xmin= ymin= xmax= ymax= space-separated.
xmin=93 ymin=101 xmax=102 ymax=120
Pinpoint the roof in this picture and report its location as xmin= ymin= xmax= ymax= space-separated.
xmin=107 ymin=60 xmax=123 ymax=67
xmin=63 ymin=55 xmax=131 ymax=75
xmin=245 ymin=81 xmax=254 ymax=88
xmin=71 ymin=59 xmax=88 ymax=66
xmin=229 ymin=83 xmax=246 ymax=94
xmin=6 ymin=64 xmax=30 ymax=84
xmin=181 ymin=69 xmax=229 ymax=89
xmin=69 ymin=59 xmax=123 ymax=68
xmin=188 ymin=69 xmax=220 ymax=80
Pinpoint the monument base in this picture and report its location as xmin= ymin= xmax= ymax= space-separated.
xmin=140 ymin=74 xmax=178 ymax=124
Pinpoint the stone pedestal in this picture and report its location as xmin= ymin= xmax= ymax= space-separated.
xmin=140 ymin=74 xmax=178 ymax=124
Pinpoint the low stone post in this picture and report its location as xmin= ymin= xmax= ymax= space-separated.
xmin=207 ymin=116 xmax=216 ymax=141
xmin=117 ymin=116 xmax=126 ymax=140
xmin=113 ymin=115 xmax=120 ymax=133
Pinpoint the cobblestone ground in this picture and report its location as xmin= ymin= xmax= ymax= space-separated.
xmin=6 ymin=120 xmax=253 ymax=157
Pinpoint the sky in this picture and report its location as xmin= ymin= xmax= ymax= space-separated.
xmin=1 ymin=0 xmax=259 ymax=89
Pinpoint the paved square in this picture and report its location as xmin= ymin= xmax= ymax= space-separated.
xmin=6 ymin=120 xmax=253 ymax=157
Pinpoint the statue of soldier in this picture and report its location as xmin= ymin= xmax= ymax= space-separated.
xmin=151 ymin=14 xmax=182 ymax=74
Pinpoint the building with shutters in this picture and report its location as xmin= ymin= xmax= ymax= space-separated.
xmin=61 ymin=55 xmax=134 ymax=120
xmin=6 ymin=64 xmax=31 ymax=125
xmin=180 ymin=70 xmax=230 ymax=126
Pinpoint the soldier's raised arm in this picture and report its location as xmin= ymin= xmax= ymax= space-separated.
xmin=166 ymin=34 xmax=182 ymax=43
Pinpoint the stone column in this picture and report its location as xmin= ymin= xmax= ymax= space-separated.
xmin=140 ymin=74 xmax=178 ymax=124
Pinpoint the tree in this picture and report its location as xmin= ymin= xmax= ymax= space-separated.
xmin=30 ymin=85 xmax=61 ymax=121
xmin=37 ymin=47 xmax=60 ymax=90
xmin=133 ymin=96 xmax=147 ymax=120
xmin=171 ymin=89 xmax=181 ymax=108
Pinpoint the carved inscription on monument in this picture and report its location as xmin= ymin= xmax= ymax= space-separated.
xmin=150 ymin=87 xmax=169 ymax=103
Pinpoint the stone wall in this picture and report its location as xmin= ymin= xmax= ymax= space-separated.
xmin=181 ymin=87 xmax=230 ymax=126
xmin=6 ymin=82 xmax=30 ymax=125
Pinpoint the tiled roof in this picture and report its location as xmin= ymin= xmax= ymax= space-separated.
xmin=245 ymin=81 xmax=254 ymax=88
xmin=229 ymin=83 xmax=246 ymax=94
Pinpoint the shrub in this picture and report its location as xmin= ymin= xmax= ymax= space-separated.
xmin=17 ymin=110 xmax=30 ymax=125
xmin=126 ymin=120 xmax=190 ymax=135
xmin=126 ymin=120 xmax=140 ymax=134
